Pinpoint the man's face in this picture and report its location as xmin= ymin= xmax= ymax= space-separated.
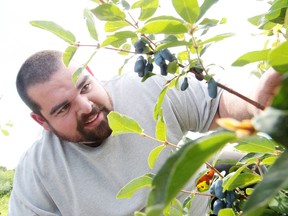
xmin=28 ymin=64 xmax=113 ymax=146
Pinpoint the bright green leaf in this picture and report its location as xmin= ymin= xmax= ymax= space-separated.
xmin=242 ymin=150 xmax=288 ymax=216
xmin=155 ymin=109 xmax=167 ymax=141
xmin=134 ymin=0 xmax=159 ymax=21
xmin=153 ymin=86 xmax=168 ymax=120
xmin=83 ymin=8 xmax=98 ymax=41
xmin=104 ymin=20 xmax=130 ymax=32
xmin=268 ymin=41 xmax=288 ymax=74
xmin=232 ymin=49 xmax=270 ymax=67
xmin=198 ymin=0 xmax=219 ymax=21
xmin=219 ymin=208 xmax=235 ymax=216
xmin=30 ymin=20 xmax=76 ymax=45
xmin=172 ymin=0 xmax=200 ymax=24
xmin=146 ymin=130 xmax=236 ymax=216
xmin=101 ymin=31 xmax=137 ymax=47
xmin=137 ymin=20 xmax=188 ymax=34
xmin=225 ymin=172 xmax=261 ymax=190
xmin=72 ymin=67 xmax=84 ymax=85
xmin=107 ymin=111 xmax=143 ymax=136
xmin=148 ymin=144 xmax=166 ymax=169
xmin=91 ymin=3 xmax=126 ymax=21
xmin=1 ymin=129 xmax=9 ymax=136
xmin=117 ymin=174 xmax=153 ymax=199
xmin=62 ymin=45 xmax=78 ymax=67
xmin=154 ymin=41 xmax=191 ymax=52
xmin=235 ymin=136 xmax=277 ymax=153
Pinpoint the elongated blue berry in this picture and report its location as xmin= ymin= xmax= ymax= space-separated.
xmin=208 ymin=78 xmax=218 ymax=98
xmin=144 ymin=62 xmax=154 ymax=75
xmin=214 ymin=179 xmax=226 ymax=199
xmin=134 ymin=39 xmax=146 ymax=54
xmin=160 ymin=48 xmax=176 ymax=62
xmin=134 ymin=56 xmax=146 ymax=76
xmin=181 ymin=77 xmax=189 ymax=91
xmin=213 ymin=199 xmax=226 ymax=215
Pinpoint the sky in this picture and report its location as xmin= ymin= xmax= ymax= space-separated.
xmin=0 ymin=0 xmax=270 ymax=169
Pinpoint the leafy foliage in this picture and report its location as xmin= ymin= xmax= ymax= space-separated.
xmin=29 ymin=0 xmax=288 ymax=215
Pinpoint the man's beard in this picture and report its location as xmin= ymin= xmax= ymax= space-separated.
xmin=49 ymin=105 xmax=113 ymax=147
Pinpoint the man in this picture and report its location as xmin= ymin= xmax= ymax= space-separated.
xmin=8 ymin=50 xmax=281 ymax=215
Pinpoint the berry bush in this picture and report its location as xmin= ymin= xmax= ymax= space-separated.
xmin=30 ymin=0 xmax=288 ymax=215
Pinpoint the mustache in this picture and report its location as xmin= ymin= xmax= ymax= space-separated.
xmin=81 ymin=105 xmax=105 ymax=123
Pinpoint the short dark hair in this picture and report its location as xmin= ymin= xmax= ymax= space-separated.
xmin=16 ymin=50 xmax=63 ymax=115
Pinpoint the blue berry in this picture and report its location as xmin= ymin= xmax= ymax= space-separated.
xmin=181 ymin=77 xmax=189 ymax=91
xmin=213 ymin=199 xmax=226 ymax=215
xmin=160 ymin=49 xmax=176 ymax=62
xmin=214 ymin=179 xmax=226 ymax=199
xmin=226 ymin=191 xmax=236 ymax=207
xmin=208 ymin=78 xmax=218 ymax=98
xmin=194 ymin=66 xmax=204 ymax=81
xmin=144 ymin=62 xmax=154 ymax=75
xmin=134 ymin=56 xmax=146 ymax=76
xmin=134 ymin=39 xmax=146 ymax=54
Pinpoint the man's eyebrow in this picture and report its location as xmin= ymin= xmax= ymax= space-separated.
xmin=49 ymin=75 xmax=90 ymax=115
xmin=76 ymin=75 xmax=89 ymax=90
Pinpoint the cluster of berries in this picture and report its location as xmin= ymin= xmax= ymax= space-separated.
xmin=209 ymin=179 xmax=237 ymax=215
xmin=133 ymin=39 xmax=176 ymax=77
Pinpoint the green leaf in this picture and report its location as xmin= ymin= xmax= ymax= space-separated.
xmin=145 ymin=15 xmax=183 ymax=24
xmin=62 ymin=45 xmax=78 ymax=67
xmin=83 ymin=8 xmax=98 ymax=41
xmin=253 ymin=107 xmax=288 ymax=147
xmin=91 ymin=3 xmax=126 ymax=21
xmin=101 ymin=31 xmax=137 ymax=47
xmin=145 ymin=130 xmax=236 ymax=216
xmin=137 ymin=20 xmax=188 ymax=34
xmin=172 ymin=0 xmax=200 ymax=24
xmin=155 ymin=109 xmax=167 ymax=141
xmin=72 ymin=67 xmax=84 ymax=85
xmin=242 ymin=150 xmax=288 ymax=216
xmin=268 ymin=41 xmax=288 ymax=74
xmin=235 ymin=136 xmax=277 ymax=153
xmin=219 ymin=208 xmax=235 ymax=216
xmin=167 ymin=61 xmax=178 ymax=74
xmin=271 ymin=75 xmax=288 ymax=110
xmin=131 ymin=0 xmax=159 ymax=21
xmin=148 ymin=144 xmax=166 ymax=169
xmin=104 ymin=20 xmax=130 ymax=32
xmin=30 ymin=20 xmax=76 ymax=45
xmin=198 ymin=0 xmax=219 ymax=22
xmin=154 ymin=41 xmax=191 ymax=52
xmin=116 ymin=174 xmax=153 ymax=199
xmin=225 ymin=172 xmax=261 ymax=190
xmin=107 ymin=111 xmax=143 ymax=136
xmin=200 ymin=33 xmax=235 ymax=45
xmin=232 ymin=49 xmax=270 ymax=67
xmin=153 ymin=86 xmax=169 ymax=120
xmin=1 ymin=129 xmax=9 ymax=136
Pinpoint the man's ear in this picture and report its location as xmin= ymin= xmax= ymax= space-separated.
xmin=30 ymin=112 xmax=51 ymax=131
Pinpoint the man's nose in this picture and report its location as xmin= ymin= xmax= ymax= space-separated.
xmin=76 ymin=96 xmax=93 ymax=115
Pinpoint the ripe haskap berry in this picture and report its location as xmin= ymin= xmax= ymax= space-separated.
xmin=154 ymin=52 xmax=165 ymax=66
xmin=134 ymin=39 xmax=146 ymax=54
xmin=160 ymin=48 xmax=177 ymax=62
xmin=193 ymin=66 xmax=204 ymax=81
xmin=213 ymin=199 xmax=226 ymax=215
xmin=226 ymin=191 xmax=236 ymax=207
xmin=144 ymin=62 xmax=154 ymax=75
xmin=208 ymin=78 xmax=218 ymax=98
xmin=214 ymin=179 xmax=226 ymax=199
xmin=134 ymin=56 xmax=146 ymax=77
xmin=160 ymin=63 xmax=168 ymax=76
xmin=181 ymin=77 xmax=189 ymax=91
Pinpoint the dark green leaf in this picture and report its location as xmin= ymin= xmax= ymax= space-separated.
xmin=271 ymin=75 xmax=288 ymax=110
xmin=172 ymin=0 xmax=200 ymax=24
xmin=232 ymin=49 xmax=270 ymax=67
xmin=242 ymin=150 xmax=288 ymax=216
xmin=30 ymin=20 xmax=76 ymax=44
xmin=145 ymin=130 xmax=236 ymax=216
xmin=91 ymin=3 xmax=126 ymax=21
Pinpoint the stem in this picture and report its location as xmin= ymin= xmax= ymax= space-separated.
xmin=181 ymin=189 xmax=215 ymax=197
xmin=204 ymin=162 xmax=224 ymax=178
xmin=141 ymin=133 xmax=178 ymax=148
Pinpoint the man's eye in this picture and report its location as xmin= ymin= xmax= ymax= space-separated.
xmin=81 ymin=83 xmax=91 ymax=93
xmin=57 ymin=104 xmax=70 ymax=115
